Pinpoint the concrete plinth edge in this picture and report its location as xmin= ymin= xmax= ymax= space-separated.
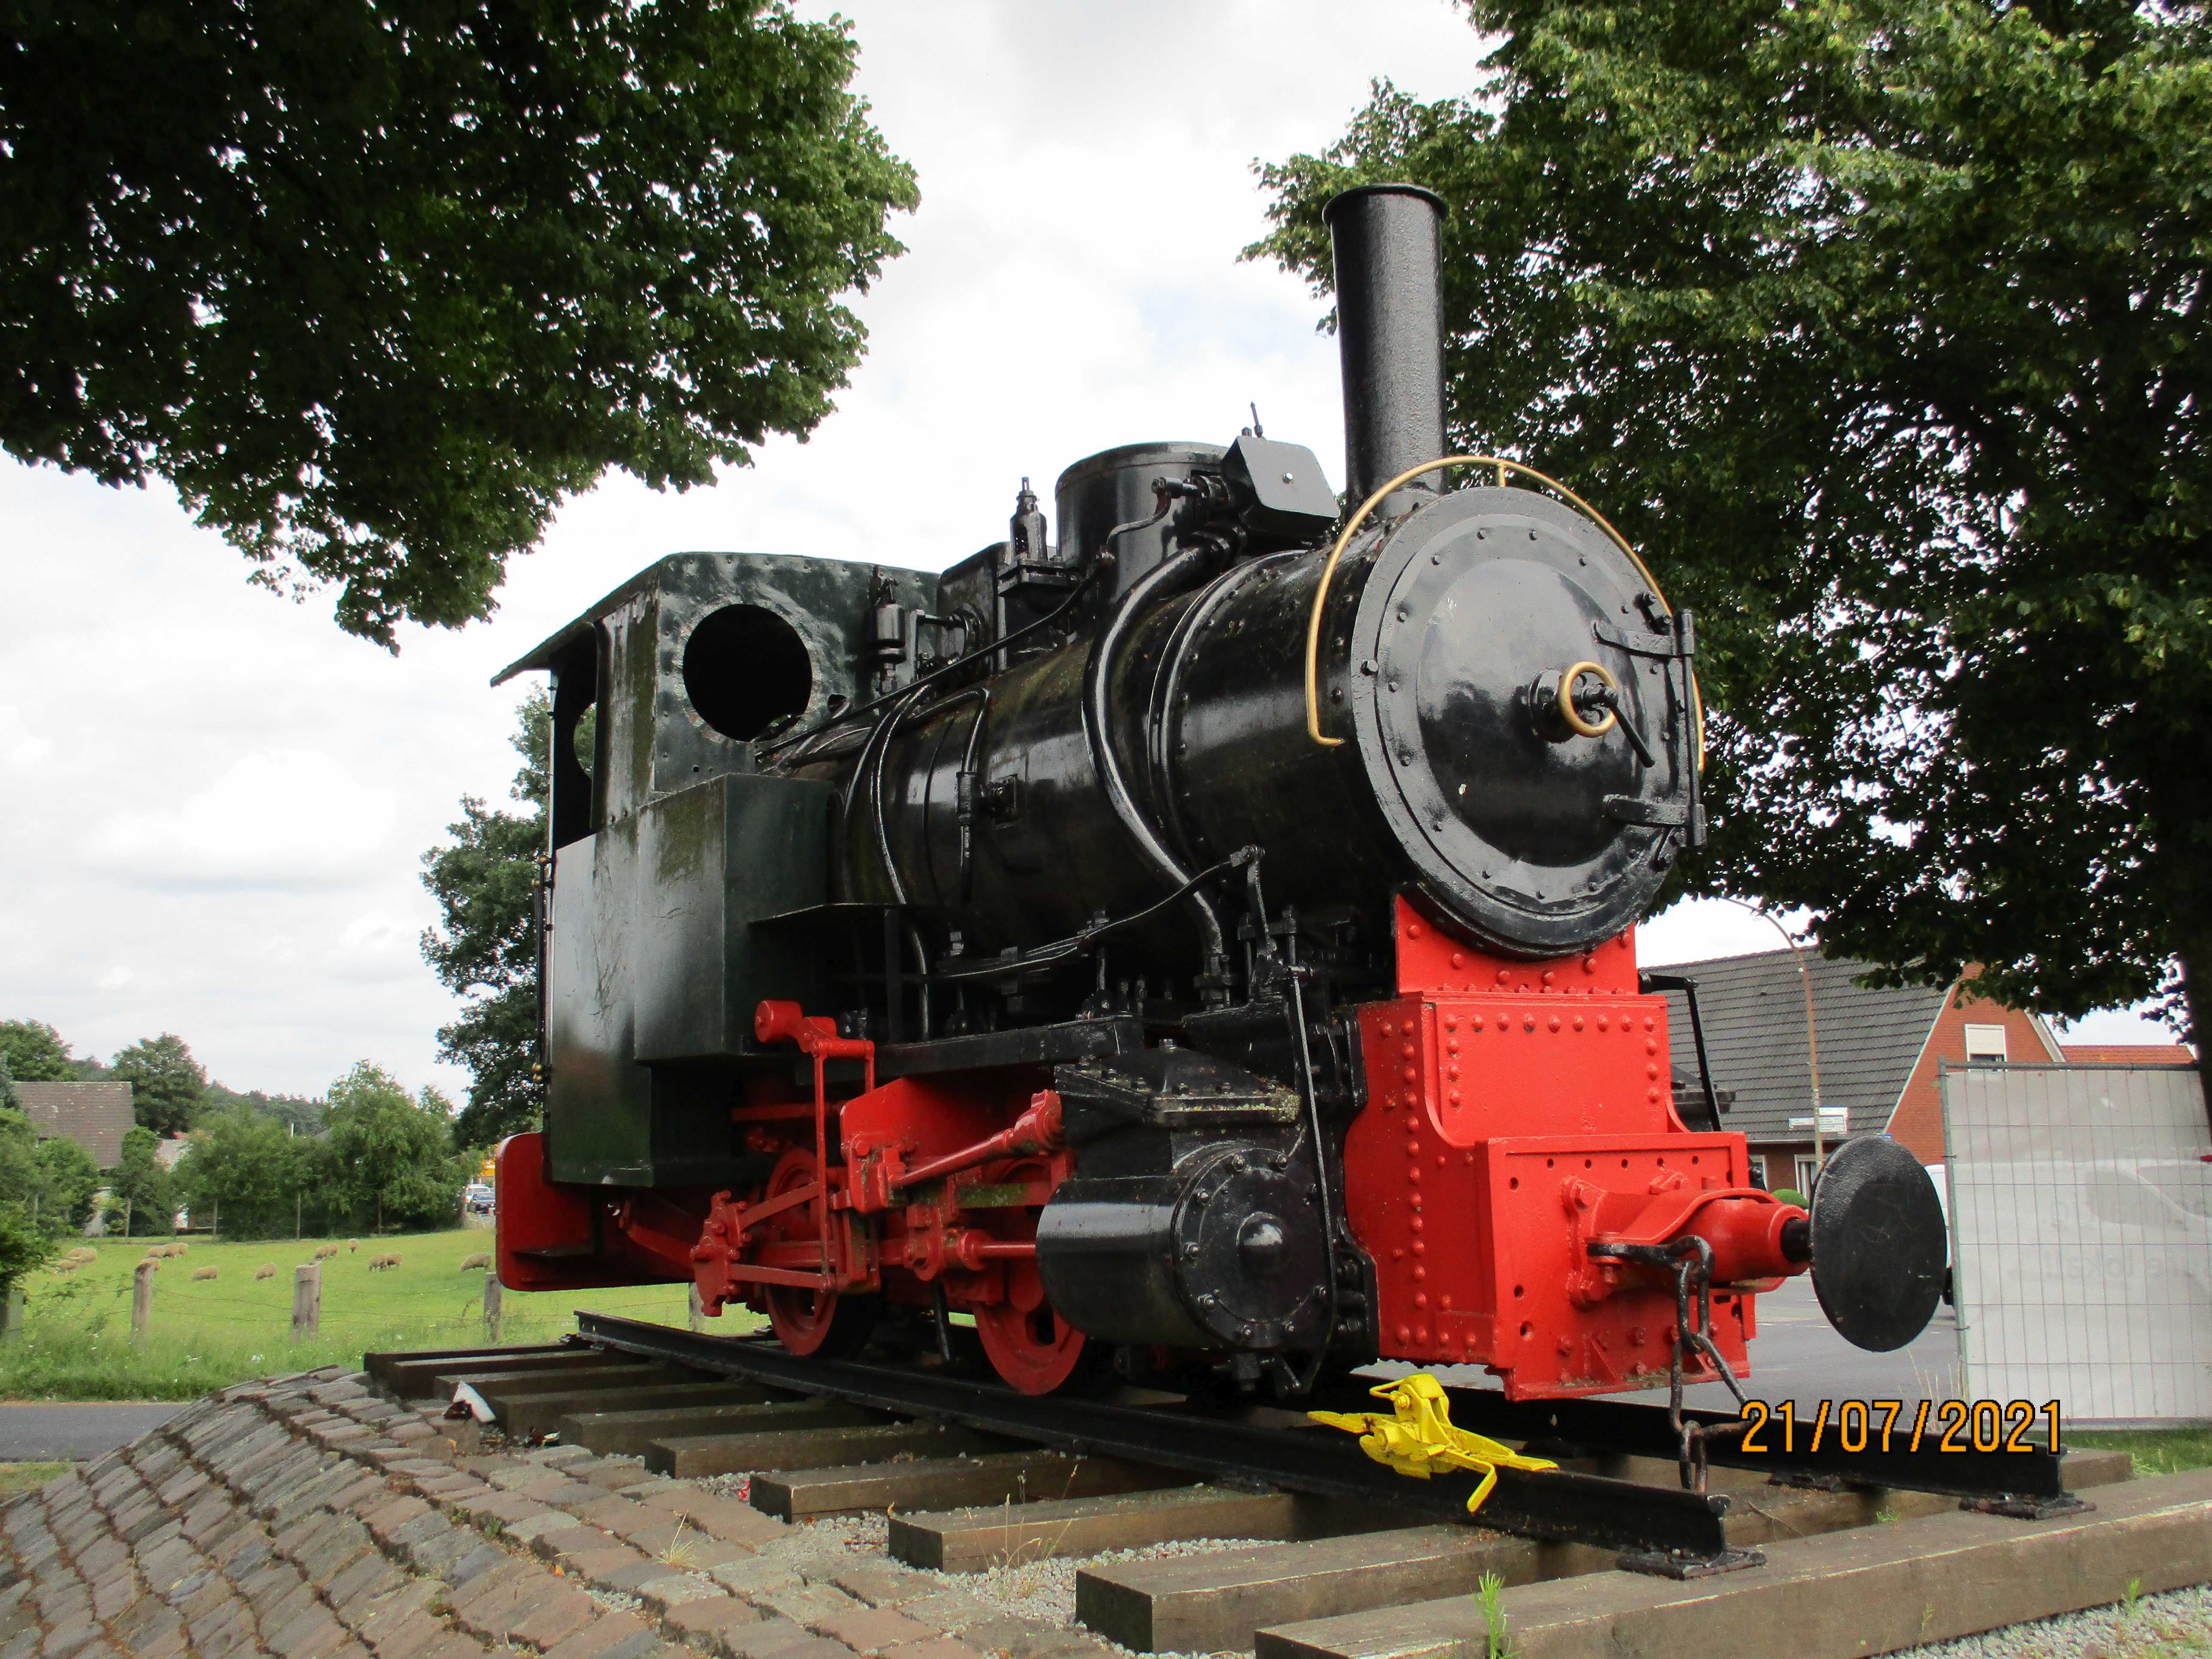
xmin=1255 ymin=1468 xmax=2212 ymax=1659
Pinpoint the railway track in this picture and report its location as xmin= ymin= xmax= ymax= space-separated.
xmin=363 ymin=1325 xmax=2119 ymax=1655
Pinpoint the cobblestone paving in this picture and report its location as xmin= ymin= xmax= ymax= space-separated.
xmin=0 ymin=1368 xmax=1118 ymax=1659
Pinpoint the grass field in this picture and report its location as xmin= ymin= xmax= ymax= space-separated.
xmin=2072 ymin=1425 xmax=2212 ymax=1478
xmin=0 ymin=1226 xmax=756 ymax=1400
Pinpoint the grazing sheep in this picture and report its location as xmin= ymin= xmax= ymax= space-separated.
xmin=459 ymin=1253 xmax=492 ymax=1272
xmin=348 ymin=1239 xmax=359 ymax=1254
xmin=50 ymin=1261 xmax=76 ymax=1277
xmin=255 ymin=1263 xmax=277 ymax=1281
xmin=313 ymin=1243 xmax=339 ymax=1261
xmin=368 ymin=1253 xmax=401 ymax=1271
xmin=191 ymin=1266 xmax=217 ymax=1282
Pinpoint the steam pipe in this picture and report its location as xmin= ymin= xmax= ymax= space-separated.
xmin=1082 ymin=539 xmax=1231 ymax=1000
xmin=1323 ymin=183 xmax=1448 ymax=516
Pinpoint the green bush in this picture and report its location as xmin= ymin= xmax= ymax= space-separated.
xmin=174 ymin=1109 xmax=322 ymax=1239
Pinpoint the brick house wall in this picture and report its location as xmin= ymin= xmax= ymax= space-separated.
xmin=1881 ymin=971 xmax=2065 ymax=1162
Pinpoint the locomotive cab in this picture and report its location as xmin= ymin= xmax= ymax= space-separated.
xmin=493 ymin=183 xmax=1948 ymax=1406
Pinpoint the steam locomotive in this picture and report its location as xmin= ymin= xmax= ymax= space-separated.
xmin=493 ymin=185 xmax=1946 ymax=1401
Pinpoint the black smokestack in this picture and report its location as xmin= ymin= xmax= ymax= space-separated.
xmin=1323 ymin=183 xmax=1447 ymax=514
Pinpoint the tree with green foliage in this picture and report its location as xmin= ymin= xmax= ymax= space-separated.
xmin=0 ymin=1021 xmax=76 ymax=1083
xmin=323 ymin=1063 xmax=469 ymax=1233
xmin=2 ymin=1 xmax=918 ymax=645
xmin=422 ymin=690 xmax=550 ymax=1149
xmin=105 ymin=1125 xmax=175 ymax=1238
xmin=199 ymin=1083 xmax=325 ymax=1135
xmin=0 ymin=1108 xmax=98 ymax=1233
xmin=0 ymin=1053 xmax=15 ymax=1113
xmin=173 ymin=1109 xmax=315 ymax=1239
xmin=0 ymin=1203 xmax=54 ymax=1297
xmin=32 ymin=1139 xmax=100 ymax=1234
xmin=1253 ymin=0 xmax=2212 ymax=1043
xmin=110 ymin=1034 xmax=206 ymax=1136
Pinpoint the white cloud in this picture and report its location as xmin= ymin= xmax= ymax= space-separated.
xmin=89 ymin=750 xmax=398 ymax=889
xmin=338 ymin=911 xmax=418 ymax=957
xmin=0 ymin=705 xmax=52 ymax=768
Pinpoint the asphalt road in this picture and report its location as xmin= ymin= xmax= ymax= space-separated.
xmin=0 ymin=1403 xmax=183 ymax=1462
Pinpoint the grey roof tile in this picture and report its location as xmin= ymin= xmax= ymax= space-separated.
xmin=15 ymin=1082 xmax=135 ymax=1167
xmin=1656 ymin=951 xmax=1948 ymax=1144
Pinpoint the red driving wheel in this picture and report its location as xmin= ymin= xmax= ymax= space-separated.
xmin=971 ymin=1158 xmax=1107 ymax=1395
xmin=975 ymin=1299 xmax=1095 ymax=1395
xmin=760 ymin=1146 xmax=876 ymax=1359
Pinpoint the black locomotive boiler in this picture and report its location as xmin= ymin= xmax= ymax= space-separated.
xmin=493 ymin=185 xmax=1945 ymax=1400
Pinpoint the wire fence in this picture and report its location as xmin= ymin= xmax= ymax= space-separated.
xmin=1941 ymin=1060 xmax=2212 ymax=1425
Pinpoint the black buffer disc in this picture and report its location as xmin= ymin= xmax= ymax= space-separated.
xmin=1809 ymin=1136 xmax=1947 ymax=1353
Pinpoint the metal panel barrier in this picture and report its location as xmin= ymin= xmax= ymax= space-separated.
xmin=1940 ymin=1061 xmax=2212 ymax=1425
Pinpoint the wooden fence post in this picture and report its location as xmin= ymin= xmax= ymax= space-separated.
xmin=482 ymin=1271 xmax=501 ymax=1344
xmin=132 ymin=1260 xmax=155 ymax=1340
xmin=688 ymin=1282 xmax=707 ymax=1333
xmin=292 ymin=1262 xmax=321 ymax=1340
xmin=0 ymin=1280 xmax=23 ymax=1340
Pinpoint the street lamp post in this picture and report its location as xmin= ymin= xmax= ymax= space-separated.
xmin=1718 ymin=897 xmax=1827 ymax=1184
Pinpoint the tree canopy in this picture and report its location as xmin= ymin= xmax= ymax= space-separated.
xmin=1253 ymin=0 xmax=2212 ymax=1036
xmin=322 ymin=1063 xmax=469 ymax=1232
xmin=111 ymin=1033 xmax=207 ymax=1136
xmin=201 ymin=1082 xmax=324 ymax=1134
xmin=0 ymin=1021 xmax=78 ymax=1083
xmin=106 ymin=1124 xmax=176 ymax=1237
xmin=421 ymin=689 xmax=549 ymax=1149
xmin=3 ymin=0 xmax=918 ymax=644
xmin=172 ymin=1107 xmax=314 ymax=1238
xmin=0 ymin=1203 xmax=54 ymax=1294
xmin=0 ymin=1108 xmax=101 ymax=1232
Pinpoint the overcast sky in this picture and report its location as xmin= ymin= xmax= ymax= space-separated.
xmin=0 ymin=0 xmax=2169 ymax=1102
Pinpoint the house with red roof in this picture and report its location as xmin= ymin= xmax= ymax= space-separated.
xmin=1656 ymin=952 xmax=2186 ymax=1189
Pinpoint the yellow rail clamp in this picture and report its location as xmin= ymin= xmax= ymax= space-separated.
xmin=1309 ymin=1372 xmax=1558 ymax=1516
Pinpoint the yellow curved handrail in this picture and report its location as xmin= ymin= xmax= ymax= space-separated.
xmin=1301 ymin=455 xmax=1705 ymax=767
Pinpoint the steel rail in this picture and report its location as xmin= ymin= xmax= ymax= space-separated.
xmin=569 ymin=1314 xmax=1735 ymax=1559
